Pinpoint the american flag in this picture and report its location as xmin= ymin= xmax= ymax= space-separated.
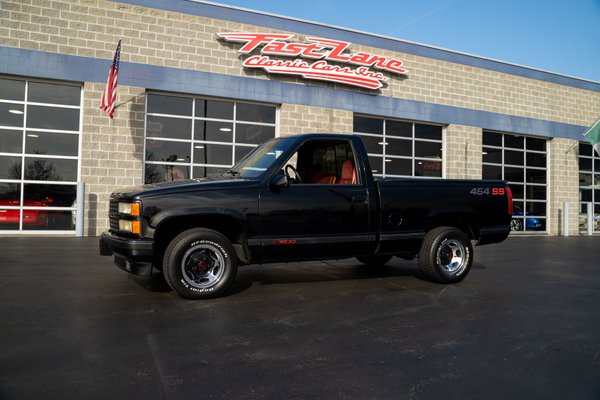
xmin=100 ymin=40 xmax=121 ymax=119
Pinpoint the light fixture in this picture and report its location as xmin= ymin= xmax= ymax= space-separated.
xmin=219 ymin=127 xmax=232 ymax=132
xmin=27 ymin=133 xmax=39 ymax=138
xmin=194 ymin=145 xmax=204 ymax=149
xmin=8 ymin=109 xmax=23 ymax=115
xmin=378 ymin=142 xmax=388 ymax=145
xmin=385 ymin=159 xmax=392 ymax=163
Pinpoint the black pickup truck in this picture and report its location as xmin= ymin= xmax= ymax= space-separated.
xmin=100 ymin=133 xmax=512 ymax=299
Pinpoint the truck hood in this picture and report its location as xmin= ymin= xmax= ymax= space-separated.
xmin=112 ymin=177 xmax=257 ymax=199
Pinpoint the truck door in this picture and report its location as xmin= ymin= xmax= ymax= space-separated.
xmin=258 ymin=139 xmax=373 ymax=262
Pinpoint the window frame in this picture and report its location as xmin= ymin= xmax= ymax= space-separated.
xmin=353 ymin=115 xmax=444 ymax=179
xmin=482 ymin=130 xmax=548 ymax=234
xmin=143 ymin=92 xmax=278 ymax=183
xmin=0 ymin=76 xmax=82 ymax=234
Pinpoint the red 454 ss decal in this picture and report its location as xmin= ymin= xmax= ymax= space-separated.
xmin=470 ymin=187 xmax=506 ymax=196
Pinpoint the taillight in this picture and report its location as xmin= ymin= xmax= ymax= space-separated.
xmin=506 ymin=185 xmax=513 ymax=216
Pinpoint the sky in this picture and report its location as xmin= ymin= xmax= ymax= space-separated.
xmin=210 ymin=0 xmax=600 ymax=82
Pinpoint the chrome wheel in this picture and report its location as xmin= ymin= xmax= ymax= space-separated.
xmin=181 ymin=243 xmax=225 ymax=289
xmin=437 ymin=239 xmax=466 ymax=274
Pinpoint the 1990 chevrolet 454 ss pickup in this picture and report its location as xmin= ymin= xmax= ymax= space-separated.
xmin=100 ymin=133 xmax=512 ymax=299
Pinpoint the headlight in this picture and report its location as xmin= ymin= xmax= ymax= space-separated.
xmin=117 ymin=201 xmax=141 ymax=234
xmin=118 ymin=202 xmax=140 ymax=216
xmin=119 ymin=219 xmax=141 ymax=234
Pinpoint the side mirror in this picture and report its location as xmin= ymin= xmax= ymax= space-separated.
xmin=269 ymin=171 xmax=289 ymax=191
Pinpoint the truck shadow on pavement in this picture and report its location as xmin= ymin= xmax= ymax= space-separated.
xmin=129 ymin=258 xmax=487 ymax=297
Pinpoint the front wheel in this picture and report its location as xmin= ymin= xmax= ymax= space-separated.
xmin=163 ymin=228 xmax=238 ymax=299
xmin=418 ymin=227 xmax=473 ymax=283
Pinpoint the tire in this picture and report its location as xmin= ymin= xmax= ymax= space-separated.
xmin=510 ymin=218 xmax=522 ymax=231
xmin=418 ymin=227 xmax=473 ymax=283
xmin=163 ymin=228 xmax=238 ymax=299
xmin=356 ymin=255 xmax=393 ymax=266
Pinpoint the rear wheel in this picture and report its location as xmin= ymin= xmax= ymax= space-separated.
xmin=356 ymin=255 xmax=393 ymax=266
xmin=418 ymin=227 xmax=473 ymax=283
xmin=163 ymin=228 xmax=237 ymax=299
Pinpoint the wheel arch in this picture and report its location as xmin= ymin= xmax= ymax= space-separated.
xmin=152 ymin=210 xmax=250 ymax=268
xmin=424 ymin=211 xmax=479 ymax=241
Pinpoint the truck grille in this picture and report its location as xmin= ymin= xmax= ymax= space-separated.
xmin=109 ymin=199 xmax=119 ymax=232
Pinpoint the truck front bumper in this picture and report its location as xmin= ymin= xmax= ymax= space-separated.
xmin=99 ymin=232 xmax=154 ymax=276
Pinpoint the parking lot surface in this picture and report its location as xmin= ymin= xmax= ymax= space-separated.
xmin=0 ymin=236 xmax=599 ymax=399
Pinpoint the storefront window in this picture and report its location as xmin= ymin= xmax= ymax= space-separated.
xmin=354 ymin=116 xmax=443 ymax=178
xmin=0 ymin=77 xmax=81 ymax=232
xmin=144 ymin=93 xmax=277 ymax=183
xmin=482 ymin=131 xmax=548 ymax=233
xmin=578 ymin=142 xmax=600 ymax=233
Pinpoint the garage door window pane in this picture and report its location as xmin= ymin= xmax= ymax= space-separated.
xmin=24 ymin=158 xmax=77 ymax=181
xmin=483 ymin=147 xmax=501 ymax=164
xmin=23 ymin=183 xmax=76 ymax=207
xmin=483 ymin=165 xmax=502 ymax=180
xmin=504 ymin=150 xmax=524 ymax=166
xmin=236 ymin=103 xmax=276 ymax=124
xmin=206 ymin=100 xmax=233 ymax=120
xmin=354 ymin=117 xmax=383 ymax=134
xmin=0 ymin=78 xmax=25 ymax=101
xmin=415 ymin=124 xmax=441 ymax=140
xmin=145 ymin=140 xmax=191 ymax=162
xmin=27 ymin=106 xmax=79 ymax=131
xmin=193 ymin=143 xmax=232 ymax=165
xmin=0 ymin=156 xmax=21 ymax=180
xmin=25 ymin=131 xmax=79 ymax=157
xmin=386 ymin=120 xmax=412 ymax=138
xmin=0 ymin=103 xmax=24 ymax=127
xmin=236 ymin=124 xmax=275 ymax=145
xmin=504 ymin=135 xmax=524 ymax=149
xmin=386 ymin=137 xmax=412 ymax=157
xmin=147 ymin=94 xmax=192 ymax=116
xmin=0 ymin=130 xmax=23 ymax=153
xmin=358 ymin=134 xmax=381 ymax=154
xmin=147 ymin=116 xmax=191 ymax=140
xmin=28 ymin=82 xmax=80 ymax=106
xmin=386 ymin=158 xmax=411 ymax=176
xmin=415 ymin=141 xmax=442 ymax=159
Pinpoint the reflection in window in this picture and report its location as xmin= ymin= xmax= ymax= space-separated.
xmin=145 ymin=93 xmax=277 ymax=184
xmin=25 ymin=131 xmax=79 ymax=156
xmin=354 ymin=115 xmax=443 ymax=178
xmin=0 ymin=78 xmax=25 ymax=101
xmin=27 ymin=106 xmax=79 ymax=131
xmin=28 ymin=82 xmax=80 ymax=106
xmin=0 ymin=103 xmax=24 ymax=127
xmin=24 ymin=158 xmax=77 ymax=181
xmin=0 ymin=77 xmax=80 ymax=232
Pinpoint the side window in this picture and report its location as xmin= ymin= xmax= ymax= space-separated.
xmin=284 ymin=140 xmax=358 ymax=185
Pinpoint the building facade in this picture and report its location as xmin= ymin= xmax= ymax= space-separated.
xmin=0 ymin=0 xmax=599 ymax=236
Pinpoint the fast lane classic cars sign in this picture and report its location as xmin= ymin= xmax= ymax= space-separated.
xmin=217 ymin=33 xmax=408 ymax=90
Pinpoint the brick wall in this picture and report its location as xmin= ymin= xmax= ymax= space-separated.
xmin=81 ymin=82 xmax=145 ymax=234
xmin=279 ymin=105 xmax=353 ymax=136
xmin=548 ymin=138 xmax=580 ymax=235
xmin=444 ymin=125 xmax=482 ymax=179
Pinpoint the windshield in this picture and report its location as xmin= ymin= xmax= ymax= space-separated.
xmin=228 ymin=137 xmax=296 ymax=178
